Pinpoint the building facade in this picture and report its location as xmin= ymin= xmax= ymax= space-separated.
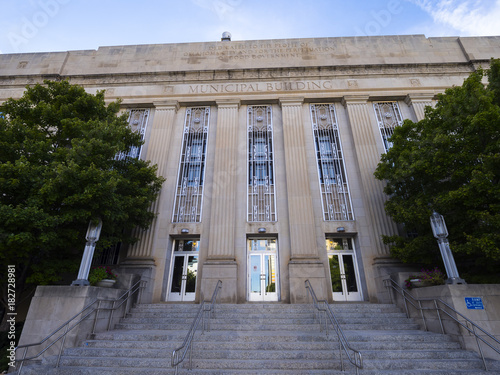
xmin=2 ymin=34 xmax=499 ymax=304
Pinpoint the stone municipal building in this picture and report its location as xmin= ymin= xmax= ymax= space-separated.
xmin=2 ymin=34 xmax=500 ymax=305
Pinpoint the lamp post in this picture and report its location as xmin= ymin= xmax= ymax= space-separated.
xmin=71 ymin=219 xmax=103 ymax=286
xmin=429 ymin=211 xmax=466 ymax=285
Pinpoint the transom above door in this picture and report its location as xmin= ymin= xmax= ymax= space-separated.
xmin=167 ymin=239 xmax=199 ymax=302
xmin=327 ymin=237 xmax=363 ymax=301
xmin=247 ymin=238 xmax=279 ymax=302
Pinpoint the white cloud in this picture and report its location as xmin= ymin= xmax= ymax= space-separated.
xmin=191 ymin=0 xmax=243 ymax=21
xmin=407 ymin=0 xmax=500 ymax=35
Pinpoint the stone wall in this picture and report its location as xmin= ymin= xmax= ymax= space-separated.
xmin=17 ymin=285 xmax=130 ymax=364
xmin=388 ymin=275 xmax=500 ymax=361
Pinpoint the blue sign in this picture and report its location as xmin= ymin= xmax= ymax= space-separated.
xmin=465 ymin=297 xmax=484 ymax=310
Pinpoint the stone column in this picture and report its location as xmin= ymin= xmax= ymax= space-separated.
xmin=343 ymin=96 xmax=398 ymax=257
xmin=280 ymin=98 xmax=325 ymax=303
xmin=342 ymin=96 xmax=399 ymax=301
xmin=405 ymin=93 xmax=435 ymax=121
xmin=201 ymin=99 xmax=240 ymax=303
xmin=121 ymin=102 xmax=179 ymax=301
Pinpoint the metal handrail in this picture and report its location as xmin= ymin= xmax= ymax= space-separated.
xmin=15 ymin=279 xmax=146 ymax=374
xmin=384 ymin=278 xmax=500 ymax=372
xmin=171 ymin=280 xmax=222 ymax=375
xmin=305 ymin=280 xmax=363 ymax=374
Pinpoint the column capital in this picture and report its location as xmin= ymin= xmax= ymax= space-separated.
xmin=153 ymin=100 xmax=180 ymax=111
xmin=341 ymin=95 xmax=370 ymax=106
xmin=216 ymin=99 xmax=240 ymax=108
xmin=404 ymin=93 xmax=436 ymax=106
xmin=279 ymin=97 xmax=304 ymax=107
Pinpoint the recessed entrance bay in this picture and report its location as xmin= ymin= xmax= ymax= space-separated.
xmin=248 ymin=238 xmax=279 ymax=301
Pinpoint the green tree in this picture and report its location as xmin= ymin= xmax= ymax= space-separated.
xmin=0 ymin=80 xmax=164 ymax=325
xmin=374 ymin=59 xmax=500 ymax=283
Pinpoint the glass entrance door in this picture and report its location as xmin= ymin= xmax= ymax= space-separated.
xmin=327 ymin=238 xmax=362 ymax=301
xmin=167 ymin=239 xmax=199 ymax=302
xmin=248 ymin=238 xmax=278 ymax=301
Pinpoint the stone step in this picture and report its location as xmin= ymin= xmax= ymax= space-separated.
xmin=92 ymin=329 xmax=457 ymax=344
xmin=58 ymin=356 xmax=488 ymax=372
xmin=15 ymin=302 xmax=499 ymax=375
xmin=131 ymin=303 xmax=401 ymax=312
xmin=130 ymin=303 xmax=401 ymax=314
xmin=11 ymin=365 xmax=495 ymax=375
xmin=363 ymin=358 xmax=486 ymax=371
xmin=128 ymin=311 xmax=407 ymax=319
xmin=58 ymin=356 xmax=344 ymax=370
xmin=82 ymin=337 xmax=462 ymax=351
xmin=120 ymin=316 xmax=412 ymax=325
xmin=65 ymin=347 xmax=339 ymax=360
xmin=114 ymin=322 xmax=421 ymax=331
xmin=64 ymin=346 xmax=479 ymax=361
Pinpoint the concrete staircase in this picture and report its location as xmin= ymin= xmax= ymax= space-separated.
xmin=16 ymin=302 xmax=499 ymax=374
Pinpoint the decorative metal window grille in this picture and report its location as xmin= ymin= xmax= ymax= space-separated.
xmin=247 ymin=105 xmax=276 ymax=222
xmin=373 ymin=102 xmax=403 ymax=152
xmin=310 ymin=104 xmax=354 ymax=221
xmin=91 ymin=243 xmax=121 ymax=266
xmin=172 ymin=107 xmax=210 ymax=223
xmin=115 ymin=109 xmax=150 ymax=160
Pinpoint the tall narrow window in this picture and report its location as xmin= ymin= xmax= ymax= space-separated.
xmin=310 ymin=104 xmax=353 ymax=221
xmin=247 ymin=105 xmax=276 ymax=222
xmin=373 ymin=102 xmax=403 ymax=152
xmin=115 ymin=109 xmax=150 ymax=160
xmin=172 ymin=107 xmax=210 ymax=223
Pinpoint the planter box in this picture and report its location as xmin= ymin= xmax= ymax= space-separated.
xmin=96 ymin=279 xmax=116 ymax=288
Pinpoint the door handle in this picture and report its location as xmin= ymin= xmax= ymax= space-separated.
xmin=181 ymin=274 xmax=187 ymax=295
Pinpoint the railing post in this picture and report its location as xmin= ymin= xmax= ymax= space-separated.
xmin=401 ymin=289 xmax=410 ymax=318
xmin=471 ymin=324 xmax=488 ymax=371
xmin=434 ymin=300 xmax=445 ymax=334
xmin=189 ymin=337 xmax=193 ymax=370
xmin=91 ymin=300 xmax=102 ymax=335
xmin=106 ymin=301 xmax=115 ymax=331
xmin=202 ymin=303 xmax=206 ymax=334
xmin=56 ymin=323 xmax=70 ymax=368
xmin=323 ymin=302 xmax=329 ymax=338
xmin=17 ymin=347 xmax=29 ymax=375
xmin=124 ymin=288 xmax=132 ymax=318
xmin=339 ymin=339 xmax=344 ymax=371
xmin=173 ymin=352 xmax=179 ymax=375
xmin=418 ymin=300 xmax=428 ymax=331
xmin=384 ymin=279 xmax=394 ymax=304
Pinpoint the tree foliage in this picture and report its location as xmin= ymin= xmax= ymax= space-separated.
xmin=374 ymin=59 xmax=500 ymax=282
xmin=0 ymin=80 xmax=164 ymax=315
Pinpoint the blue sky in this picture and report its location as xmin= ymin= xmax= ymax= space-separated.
xmin=1 ymin=0 xmax=500 ymax=54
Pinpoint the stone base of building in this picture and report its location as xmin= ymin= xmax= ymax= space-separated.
xmin=119 ymin=257 xmax=156 ymax=303
xmin=372 ymin=257 xmax=417 ymax=303
xmin=200 ymin=260 xmax=238 ymax=303
xmin=288 ymin=259 xmax=327 ymax=304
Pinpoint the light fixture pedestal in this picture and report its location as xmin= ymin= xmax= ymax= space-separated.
xmin=72 ymin=219 xmax=103 ymax=286
xmin=430 ymin=211 xmax=466 ymax=285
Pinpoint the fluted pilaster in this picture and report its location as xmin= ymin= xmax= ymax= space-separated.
xmin=280 ymin=98 xmax=318 ymax=259
xmin=405 ymin=93 xmax=435 ymax=121
xmin=126 ymin=102 xmax=179 ymax=259
xmin=207 ymin=100 xmax=241 ymax=259
xmin=342 ymin=96 xmax=397 ymax=256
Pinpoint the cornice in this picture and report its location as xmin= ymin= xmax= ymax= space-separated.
xmin=0 ymin=62 xmax=479 ymax=89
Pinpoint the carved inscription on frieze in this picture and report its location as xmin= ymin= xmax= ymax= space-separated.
xmin=189 ymin=80 xmax=335 ymax=94
xmin=183 ymin=41 xmax=336 ymax=62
